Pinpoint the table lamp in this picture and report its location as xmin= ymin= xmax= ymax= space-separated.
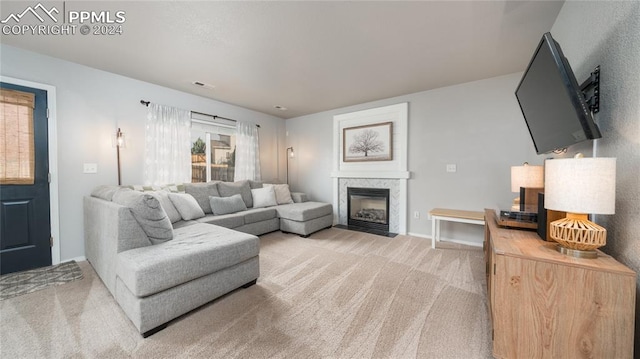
xmin=510 ymin=163 xmax=544 ymax=211
xmin=544 ymin=155 xmax=616 ymax=258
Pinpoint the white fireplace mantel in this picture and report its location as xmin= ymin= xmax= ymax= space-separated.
xmin=330 ymin=170 xmax=410 ymax=179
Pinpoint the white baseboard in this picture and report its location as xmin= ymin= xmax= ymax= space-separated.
xmin=407 ymin=232 xmax=482 ymax=248
xmin=407 ymin=232 xmax=431 ymax=240
xmin=64 ymin=256 xmax=87 ymax=263
xmin=438 ymin=237 xmax=483 ymax=248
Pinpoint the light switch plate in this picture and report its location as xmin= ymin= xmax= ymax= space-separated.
xmin=446 ymin=164 xmax=457 ymax=173
xmin=83 ymin=163 xmax=98 ymax=174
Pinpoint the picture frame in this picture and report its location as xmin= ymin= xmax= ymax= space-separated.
xmin=343 ymin=121 xmax=393 ymax=162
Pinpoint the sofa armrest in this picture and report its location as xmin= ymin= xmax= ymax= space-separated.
xmin=291 ymin=192 xmax=308 ymax=203
xmin=84 ymin=196 xmax=151 ymax=294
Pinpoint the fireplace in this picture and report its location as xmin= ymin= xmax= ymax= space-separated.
xmin=347 ymin=187 xmax=390 ymax=234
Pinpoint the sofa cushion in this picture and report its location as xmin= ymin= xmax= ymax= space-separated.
xmin=242 ymin=208 xmax=277 ymax=224
xmin=168 ymin=193 xmax=205 ymax=220
xmin=185 ymin=182 xmax=220 ymax=214
xmin=196 ymin=213 xmax=244 ymax=229
xmin=209 ymin=194 xmax=247 ymax=215
xmin=171 ymin=220 xmax=198 ymax=229
xmin=112 ymin=189 xmax=173 ymax=244
xmin=249 ymin=180 xmax=263 ymax=189
xmin=149 ymin=190 xmax=182 ymax=223
xmin=275 ymin=201 xmax=333 ymax=222
xmin=251 ymin=187 xmax=277 ymax=208
xmin=291 ymin=192 xmax=308 ymax=203
xmin=91 ymin=185 xmax=120 ymax=201
xmin=264 ymin=183 xmax=294 ymax=205
xmin=116 ymin=223 xmax=259 ymax=297
xmin=217 ymin=180 xmax=253 ymax=208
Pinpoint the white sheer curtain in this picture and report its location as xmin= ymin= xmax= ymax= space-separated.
xmin=144 ymin=103 xmax=191 ymax=185
xmin=234 ymin=121 xmax=261 ymax=181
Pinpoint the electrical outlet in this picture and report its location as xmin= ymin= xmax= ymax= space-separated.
xmin=413 ymin=211 xmax=420 ymax=219
xmin=446 ymin=164 xmax=457 ymax=173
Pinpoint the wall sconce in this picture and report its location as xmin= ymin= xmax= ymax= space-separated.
xmin=510 ymin=162 xmax=544 ymax=212
xmin=114 ymin=128 xmax=126 ymax=185
xmin=286 ymin=147 xmax=294 ymax=184
xmin=544 ymin=154 xmax=616 ymax=258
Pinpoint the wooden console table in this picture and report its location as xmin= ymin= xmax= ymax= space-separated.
xmin=429 ymin=208 xmax=484 ymax=248
xmin=484 ymin=209 xmax=636 ymax=358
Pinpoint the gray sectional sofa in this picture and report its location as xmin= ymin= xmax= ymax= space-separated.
xmin=84 ymin=180 xmax=333 ymax=337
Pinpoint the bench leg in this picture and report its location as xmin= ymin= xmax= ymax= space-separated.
xmin=431 ymin=217 xmax=437 ymax=249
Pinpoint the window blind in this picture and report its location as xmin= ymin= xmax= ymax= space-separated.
xmin=0 ymin=88 xmax=36 ymax=185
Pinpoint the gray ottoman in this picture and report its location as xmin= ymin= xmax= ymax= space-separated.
xmin=275 ymin=202 xmax=333 ymax=237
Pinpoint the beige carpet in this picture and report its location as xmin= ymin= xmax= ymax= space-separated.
xmin=0 ymin=228 xmax=492 ymax=358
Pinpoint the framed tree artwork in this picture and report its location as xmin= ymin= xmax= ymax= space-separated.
xmin=343 ymin=122 xmax=393 ymax=162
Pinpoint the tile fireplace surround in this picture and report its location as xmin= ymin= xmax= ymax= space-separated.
xmin=339 ymin=178 xmax=401 ymax=234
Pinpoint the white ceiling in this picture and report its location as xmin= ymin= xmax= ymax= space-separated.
xmin=0 ymin=1 xmax=564 ymax=119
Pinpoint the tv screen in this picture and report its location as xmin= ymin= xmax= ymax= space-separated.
xmin=515 ymin=32 xmax=601 ymax=154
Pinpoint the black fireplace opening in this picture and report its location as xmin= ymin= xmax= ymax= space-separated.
xmin=347 ymin=187 xmax=391 ymax=235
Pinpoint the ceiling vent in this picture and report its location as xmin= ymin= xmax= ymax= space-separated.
xmin=192 ymin=81 xmax=215 ymax=90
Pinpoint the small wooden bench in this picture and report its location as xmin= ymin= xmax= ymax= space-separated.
xmin=428 ymin=208 xmax=485 ymax=248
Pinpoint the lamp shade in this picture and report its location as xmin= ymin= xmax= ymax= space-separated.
xmin=511 ymin=164 xmax=544 ymax=192
xmin=544 ymin=157 xmax=616 ymax=214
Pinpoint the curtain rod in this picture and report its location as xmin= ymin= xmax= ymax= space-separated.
xmin=140 ymin=100 xmax=260 ymax=128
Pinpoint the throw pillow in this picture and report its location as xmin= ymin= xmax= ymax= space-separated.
xmin=184 ymin=182 xmax=220 ymax=214
xmin=251 ymin=187 xmax=278 ymax=208
xmin=264 ymin=183 xmax=294 ymax=205
xmin=209 ymin=194 xmax=248 ymax=215
xmin=168 ymin=193 xmax=205 ymax=220
xmin=217 ymin=180 xmax=253 ymax=208
xmin=149 ymin=190 xmax=182 ymax=223
xmin=112 ymin=189 xmax=173 ymax=244
xmin=130 ymin=184 xmax=164 ymax=192
xmin=161 ymin=183 xmax=186 ymax=193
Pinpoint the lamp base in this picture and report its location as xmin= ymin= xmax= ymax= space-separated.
xmin=555 ymin=245 xmax=598 ymax=259
xmin=549 ymin=213 xmax=606 ymax=252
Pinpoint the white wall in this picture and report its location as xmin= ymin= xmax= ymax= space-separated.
xmin=0 ymin=44 xmax=286 ymax=261
xmin=286 ymin=73 xmax=545 ymax=244
xmin=551 ymin=1 xmax=640 ymax=351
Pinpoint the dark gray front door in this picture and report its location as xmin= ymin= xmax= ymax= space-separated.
xmin=0 ymin=82 xmax=51 ymax=274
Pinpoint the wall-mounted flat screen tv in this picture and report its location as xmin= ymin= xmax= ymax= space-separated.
xmin=515 ymin=32 xmax=601 ymax=154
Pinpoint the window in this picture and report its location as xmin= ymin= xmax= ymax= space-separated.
xmin=0 ymin=88 xmax=35 ymax=184
xmin=190 ymin=113 xmax=236 ymax=183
